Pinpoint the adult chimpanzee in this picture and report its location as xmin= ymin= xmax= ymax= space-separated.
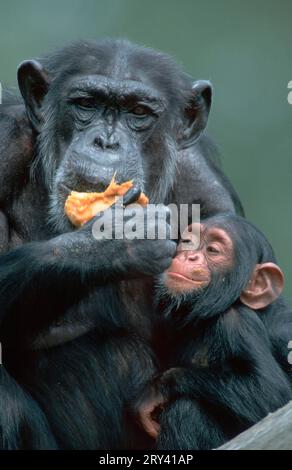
xmin=0 ymin=39 xmax=242 ymax=449
xmin=138 ymin=214 xmax=292 ymax=449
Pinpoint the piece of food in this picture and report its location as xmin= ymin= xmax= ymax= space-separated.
xmin=64 ymin=175 xmax=149 ymax=226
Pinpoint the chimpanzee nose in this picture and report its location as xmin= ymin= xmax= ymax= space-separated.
xmin=94 ymin=135 xmax=120 ymax=151
xmin=185 ymin=251 xmax=200 ymax=261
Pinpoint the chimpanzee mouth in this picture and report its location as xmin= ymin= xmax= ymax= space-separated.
xmin=167 ymin=272 xmax=209 ymax=284
xmin=58 ymin=182 xmax=107 ymax=194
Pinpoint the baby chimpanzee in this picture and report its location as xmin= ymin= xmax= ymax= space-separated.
xmin=137 ymin=214 xmax=292 ymax=450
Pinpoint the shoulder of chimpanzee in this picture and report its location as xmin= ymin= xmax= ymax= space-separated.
xmin=197 ymin=135 xmax=245 ymax=216
xmin=213 ymin=306 xmax=272 ymax=362
xmin=0 ymin=97 xmax=34 ymax=203
xmin=172 ymin=134 xmax=243 ymax=215
xmin=0 ymin=97 xmax=32 ymax=157
xmin=259 ymin=298 xmax=292 ymax=374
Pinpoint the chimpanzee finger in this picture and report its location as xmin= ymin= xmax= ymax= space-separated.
xmin=122 ymin=186 xmax=142 ymax=206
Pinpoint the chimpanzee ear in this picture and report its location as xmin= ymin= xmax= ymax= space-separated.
xmin=240 ymin=263 xmax=284 ymax=310
xmin=177 ymin=80 xmax=212 ymax=150
xmin=17 ymin=60 xmax=50 ymax=132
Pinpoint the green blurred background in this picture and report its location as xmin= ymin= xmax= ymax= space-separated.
xmin=1 ymin=0 xmax=292 ymax=299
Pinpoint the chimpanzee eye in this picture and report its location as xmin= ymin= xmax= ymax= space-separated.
xmin=207 ymin=245 xmax=220 ymax=254
xmin=74 ymin=98 xmax=96 ymax=110
xmin=131 ymin=105 xmax=150 ymax=116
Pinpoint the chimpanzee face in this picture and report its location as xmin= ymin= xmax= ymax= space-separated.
xmin=17 ymin=40 xmax=212 ymax=233
xmin=55 ymin=74 xmax=165 ymax=189
xmin=156 ymin=215 xmax=285 ymax=322
xmin=163 ymin=222 xmax=234 ymax=295
xmin=47 ymin=73 xmax=167 ymax=231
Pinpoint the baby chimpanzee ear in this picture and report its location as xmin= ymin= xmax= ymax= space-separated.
xmin=240 ymin=263 xmax=284 ymax=310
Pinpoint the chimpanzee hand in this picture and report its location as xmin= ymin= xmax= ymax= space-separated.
xmin=137 ymin=386 xmax=165 ymax=439
xmin=137 ymin=368 xmax=183 ymax=439
xmin=63 ymin=186 xmax=177 ymax=279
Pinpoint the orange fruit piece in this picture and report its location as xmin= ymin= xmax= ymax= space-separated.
xmin=64 ymin=175 xmax=148 ymax=226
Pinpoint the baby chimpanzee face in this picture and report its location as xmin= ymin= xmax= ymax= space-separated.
xmin=163 ymin=222 xmax=234 ymax=295
xmin=157 ymin=215 xmax=284 ymax=322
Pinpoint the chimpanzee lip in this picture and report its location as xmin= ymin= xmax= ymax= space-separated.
xmin=167 ymin=272 xmax=207 ymax=284
xmin=59 ymin=182 xmax=107 ymax=194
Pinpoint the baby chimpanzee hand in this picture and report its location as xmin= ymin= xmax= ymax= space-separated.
xmin=137 ymin=368 xmax=183 ymax=439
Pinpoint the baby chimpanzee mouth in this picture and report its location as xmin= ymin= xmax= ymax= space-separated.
xmin=167 ymin=272 xmax=208 ymax=284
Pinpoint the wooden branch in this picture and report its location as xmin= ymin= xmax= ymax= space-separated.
xmin=218 ymin=400 xmax=292 ymax=450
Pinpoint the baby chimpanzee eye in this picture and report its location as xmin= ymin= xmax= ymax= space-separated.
xmin=207 ymin=245 xmax=220 ymax=254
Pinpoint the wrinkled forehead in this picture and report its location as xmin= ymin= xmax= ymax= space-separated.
xmin=65 ymin=74 xmax=164 ymax=103
xmin=47 ymin=44 xmax=186 ymax=112
xmin=59 ymin=50 xmax=162 ymax=91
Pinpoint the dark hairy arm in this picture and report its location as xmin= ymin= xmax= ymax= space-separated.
xmin=0 ymin=204 xmax=176 ymax=326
